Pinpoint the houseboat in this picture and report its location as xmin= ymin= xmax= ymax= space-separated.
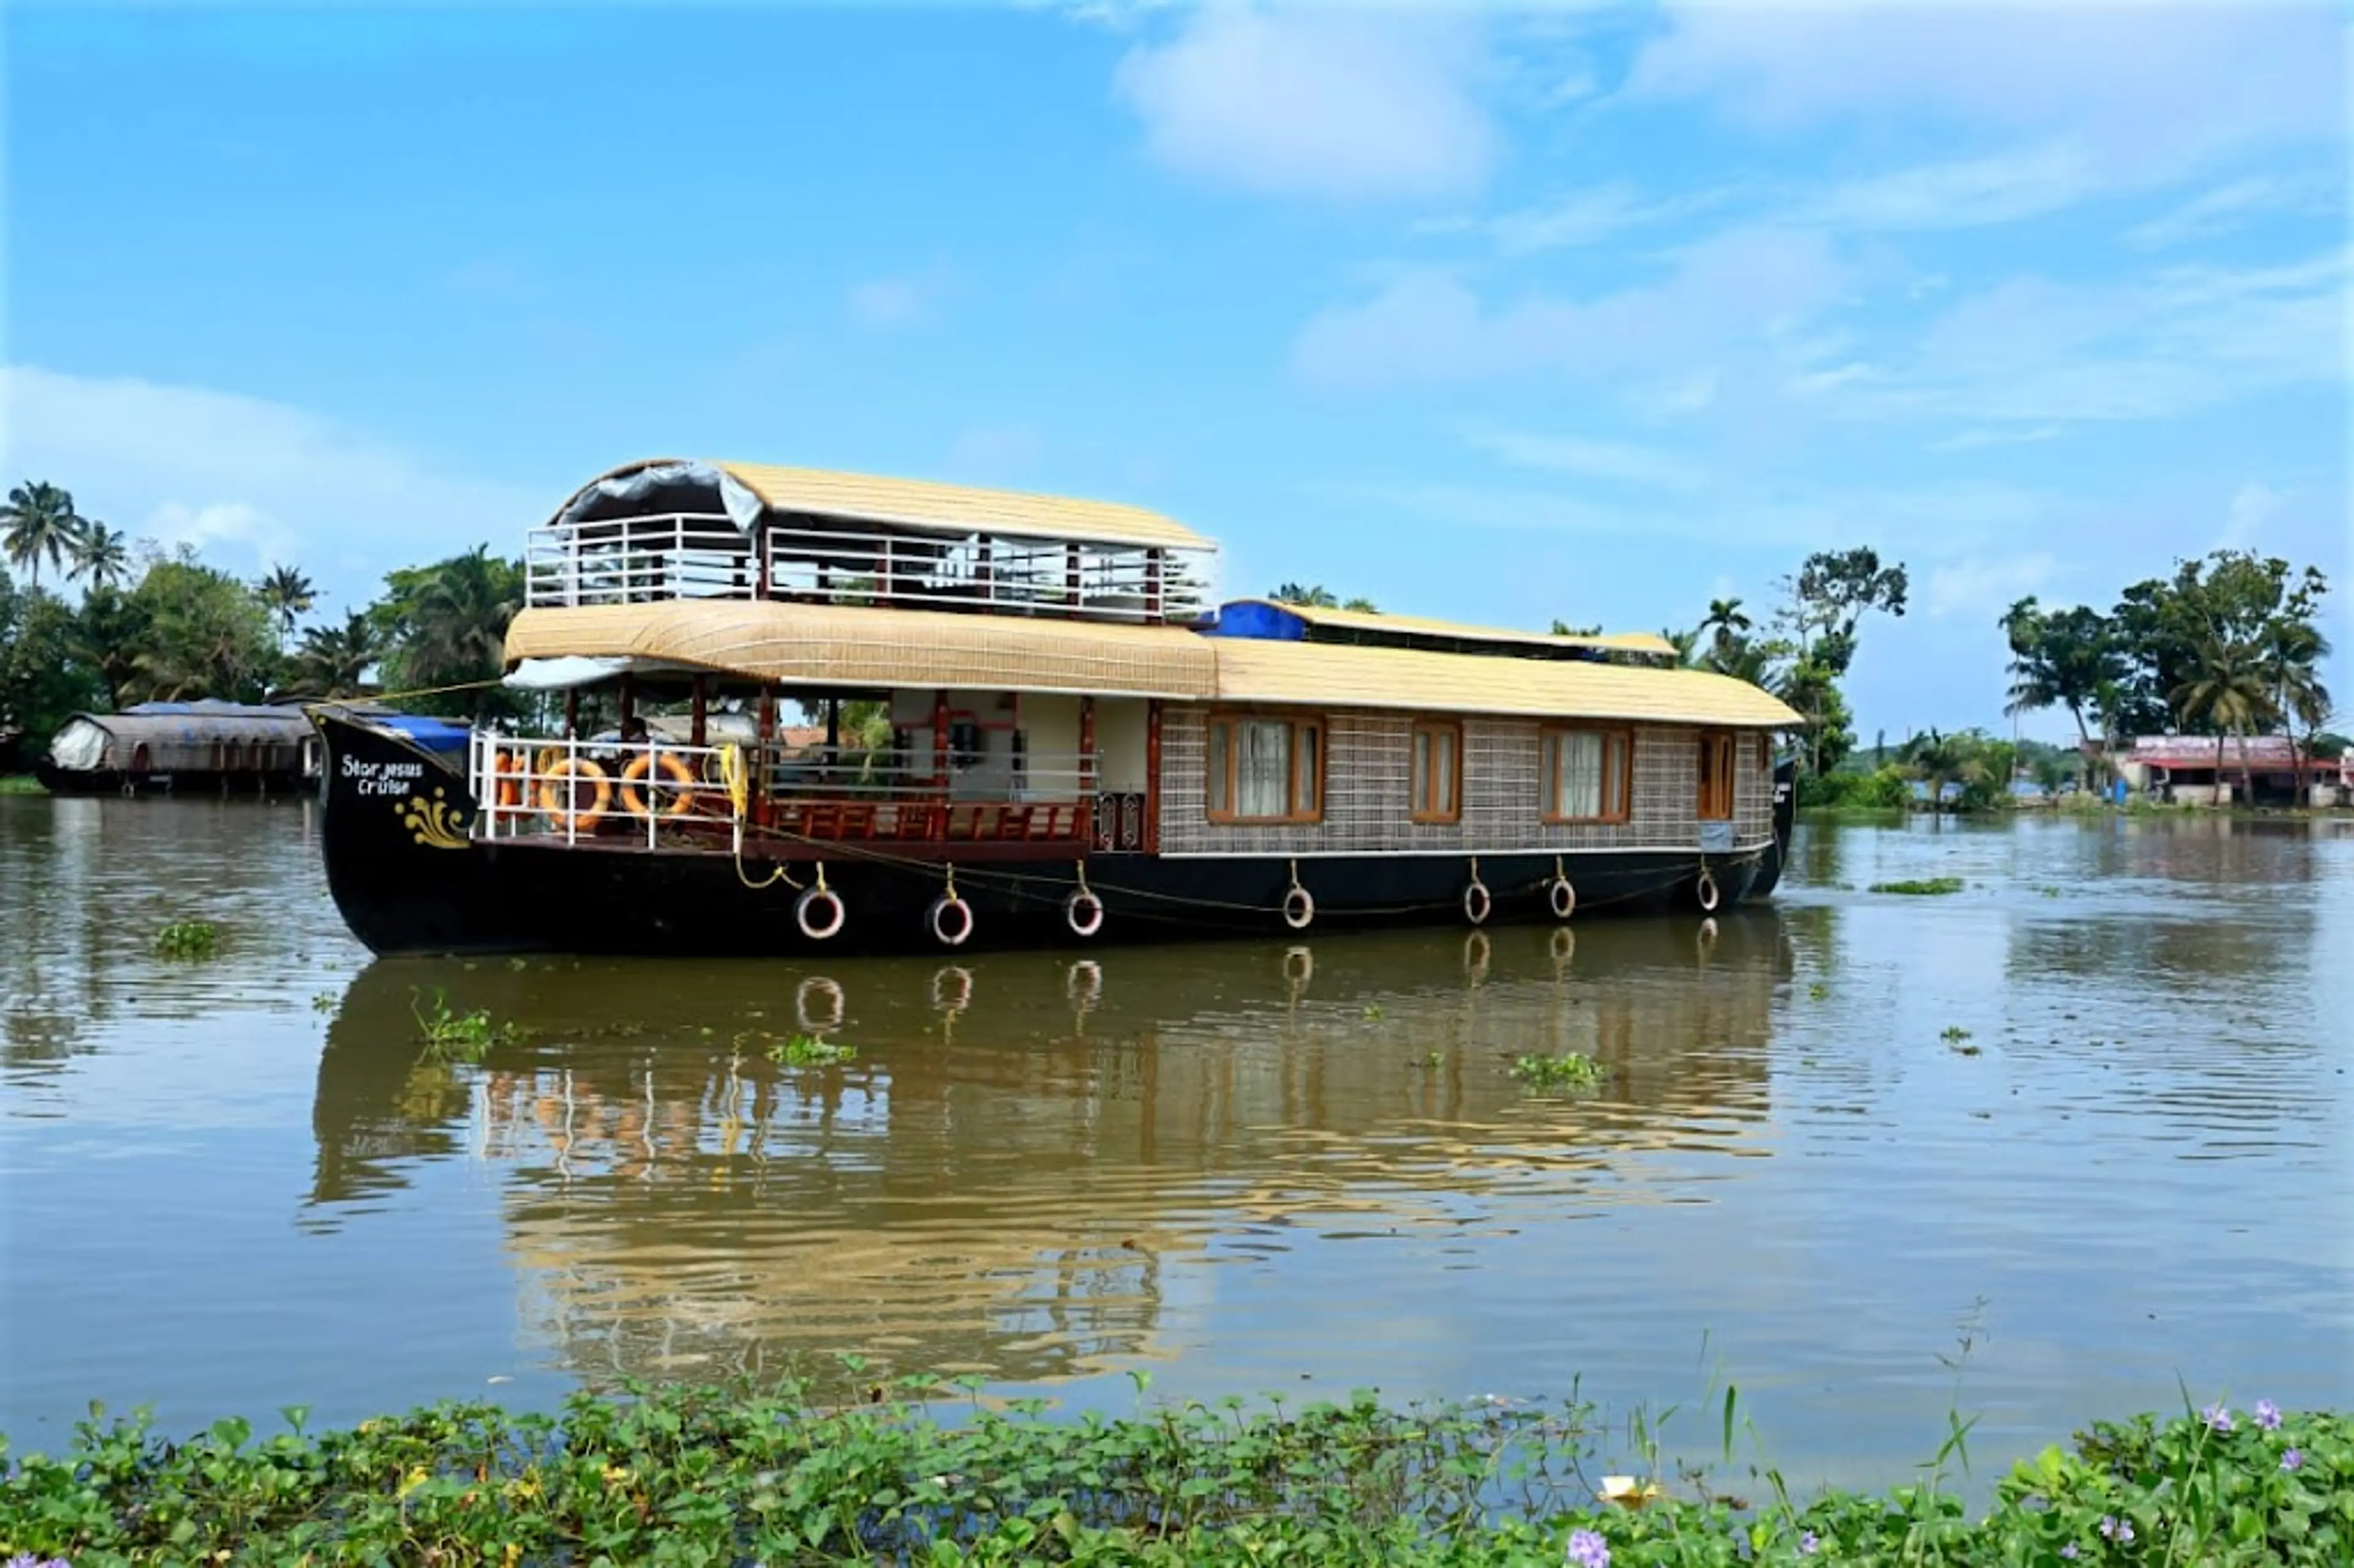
xmin=314 ymin=459 xmax=1802 ymax=957
xmin=38 ymin=701 xmax=323 ymax=796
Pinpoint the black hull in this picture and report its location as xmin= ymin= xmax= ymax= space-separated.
xmin=32 ymin=762 xmax=313 ymax=797
xmin=1749 ymin=755 xmax=1800 ymax=900
xmin=317 ymin=710 xmax=1779 ymax=959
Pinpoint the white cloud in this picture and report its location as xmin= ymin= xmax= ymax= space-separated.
xmin=1932 ymin=425 xmax=2065 ymax=453
xmin=1926 ymin=552 xmax=2058 ymax=619
xmin=2125 ymin=170 xmax=2344 ymax=248
xmin=846 ymin=272 xmax=947 ymax=328
xmin=1113 ymin=7 xmax=1496 ymax=200
xmin=1460 ymin=427 xmax=1705 ymax=492
xmin=1291 ymin=226 xmax=1849 ymax=388
xmin=2218 ymin=481 xmax=2288 ymax=549
xmin=1626 ymin=4 xmax=2343 ymax=177
xmin=0 ymin=365 xmax=549 ymax=604
xmin=1472 ymin=183 xmax=1732 ymax=256
xmin=1795 ymin=143 xmax=2108 ymax=232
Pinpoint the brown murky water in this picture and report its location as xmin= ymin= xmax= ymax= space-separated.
xmin=3 ymin=794 xmax=2349 ymax=1488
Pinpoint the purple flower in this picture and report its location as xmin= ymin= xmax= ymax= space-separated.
xmin=2100 ymin=1515 xmax=2136 ymax=1545
xmin=1799 ymin=1531 xmax=1821 ymax=1555
xmin=2255 ymin=1399 xmax=2282 ymax=1431
xmin=2282 ymin=1448 xmax=2305 ymax=1472
xmin=2203 ymin=1402 xmax=2234 ymax=1433
xmin=2061 ymin=1548 xmax=2078 ymax=1561
xmin=1566 ymin=1528 xmax=1611 ymax=1568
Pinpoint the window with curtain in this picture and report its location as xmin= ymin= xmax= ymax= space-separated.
xmin=1542 ymin=728 xmax=1631 ymax=823
xmin=1697 ymin=731 xmax=1736 ymax=821
xmin=1411 ymin=721 xmax=1462 ymax=823
xmin=1206 ymin=714 xmax=1324 ymax=823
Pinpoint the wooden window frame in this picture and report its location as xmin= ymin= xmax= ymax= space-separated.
xmin=1205 ymin=710 xmax=1327 ymax=826
xmin=1697 ymin=730 xmax=1737 ymax=822
xmin=1540 ymin=725 xmax=1633 ymax=825
xmin=1409 ymin=718 xmax=1464 ymax=824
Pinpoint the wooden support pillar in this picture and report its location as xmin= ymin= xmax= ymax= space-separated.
xmin=826 ymin=696 xmax=841 ymax=751
xmin=1080 ymin=695 xmax=1098 ymax=846
xmin=690 ymin=677 xmax=708 ymax=748
xmin=756 ymin=685 xmax=777 ymax=827
xmin=932 ymin=690 xmax=951 ymax=791
xmin=563 ymin=689 xmax=580 ymax=738
xmin=1145 ymin=550 xmax=1164 ymax=622
xmin=618 ymin=676 xmax=636 ymax=730
xmin=1066 ymin=543 xmax=1082 ymax=615
xmin=1145 ymin=700 xmax=1162 ymax=853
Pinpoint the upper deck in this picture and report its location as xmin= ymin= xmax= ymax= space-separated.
xmin=525 ymin=458 xmax=1220 ymax=626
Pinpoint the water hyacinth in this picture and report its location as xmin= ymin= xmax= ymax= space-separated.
xmin=1566 ymin=1528 xmax=1611 ymax=1568
xmin=2256 ymin=1398 xmax=2283 ymax=1431
xmin=2203 ymin=1401 xmax=2234 ymax=1433
xmin=2283 ymin=1447 xmax=2305 ymax=1471
xmin=2100 ymin=1514 xmax=2136 ymax=1545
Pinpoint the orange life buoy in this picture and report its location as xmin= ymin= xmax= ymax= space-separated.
xmin=538 ymin=757 xmax=612 ymax=833
xmin=493 ymin=751 xmax=525 ymax=809
xmin=618 ymin=750 xmax=699 ymax=819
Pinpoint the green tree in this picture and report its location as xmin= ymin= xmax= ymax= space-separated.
xmin=2 ymin=481 xmax=89 ymax=590
xmin=0 ymin=569 xmax=109 ymax=749
xmin=1773 ymin=547 xmax=1908 ymax=776
xmin=373 ymin=546 xmax=526 ymax=717
xmin=1270 ymin=582 xmax=1339 ymax=608
xmin=126 ymin=557 xmax=283 ymax=702
xmin=286 ymin=612 xmax=383 ymax=699
xmin=67 ymin=523 xmax=132 ymax=592
xmin=2262 ymin=615 xmax=2333 ymax=802
xmin=1999 ymin=598 xmax=2127 ymax=765
xmin=68 ymin=583 xmax=156 ymax=710
xmin=257 ymin=564 xmax=317 ymax=645
xmin=2169 ymin=636 xmax=2272 ymax=804
xmin=1901 ymin=728 xmax=1989 ymax=813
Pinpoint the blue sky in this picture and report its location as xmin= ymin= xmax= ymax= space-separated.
xmin=6 ymin=1 xmax=2346 ymax=739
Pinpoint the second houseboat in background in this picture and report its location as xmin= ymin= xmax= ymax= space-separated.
xmin=316 ymin=458 xmax=1802 ymax=956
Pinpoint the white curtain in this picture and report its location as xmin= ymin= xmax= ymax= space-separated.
xmin=1236 ymin=720 xmax=1292 ymax=816
xmin=1554 ymin=732 xmax=1603 ymax=817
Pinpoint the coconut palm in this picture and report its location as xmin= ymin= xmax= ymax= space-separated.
xmin=1900 ymin=728 xmax=1989 ymax=813
xmin=2 ymin=481 xmax=88 ymax=589
xmin=2169 ymin=636 xmax=2273 ymax=805
xmin=288 ymin=612 xmax=381 ymax=698
xmin=67 ymin=523 xmax=132 ymax=592
xmin=1270 ymin=582 xmax=1338 ymax=608
xmin=257 ymin=564 xmax=317 ymax=644
xmin=397 ymin=546 xmax=523 ymax=710
xmin=2264 ymin=620 xmax=2333 ymax=805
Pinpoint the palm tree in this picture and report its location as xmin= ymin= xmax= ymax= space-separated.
xmin=397 ymin=546 xmax=523 ymax=713
xmin=2 ymin=481 xmax=89 ymax=589
xmin=2169 ymin=637 xmax=2273 ymax=806
xmin=1270 ymin=582 xmax=1338 ymax=608
xmin=2261 ymin=619 xmax=2332 ymax=804
xmin=288 ymin=612 xmax=381 ymax=698
xmin=1900 ymin=728 xmax=1988 ymax=813
xmin=257 ymin=564 xmax=316 ymax=644
xmin=67 ymin=523 xmax=131 ymax=592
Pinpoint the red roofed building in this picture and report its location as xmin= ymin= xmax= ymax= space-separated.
xmin=2088 ymin=734 xmax=2349 ymax=807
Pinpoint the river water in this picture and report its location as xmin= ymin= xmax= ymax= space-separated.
xmin=2 ymin=795 xmax=2348 ymax=1491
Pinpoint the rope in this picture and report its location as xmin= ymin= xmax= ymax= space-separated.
xmin=717 ymin=742 xmax=798 ymax=891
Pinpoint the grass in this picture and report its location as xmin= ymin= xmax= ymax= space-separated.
xmin=1942 ymin=1026 xmax=1982 ymax=1057
xmin=1869 ymin=877 xmax=1967 ymax=896
xmin=768 ymin=1032 xmax=858 ymax=1068
xmin=1510 ymin=1051 xmax=1607 ymax=1091
xmin=0 ymin=774 xmax=45 ymax=796
xmin=409 ymin=988 xmax=519 ymax=1063
xmin=0 ymin=1381 xmax=2342 ymax=1566
xmin=152 ymin=921 xmax=220 ymax=960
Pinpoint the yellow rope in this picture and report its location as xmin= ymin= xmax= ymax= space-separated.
xmin=717 ymin=742 xmax=796 ymax=890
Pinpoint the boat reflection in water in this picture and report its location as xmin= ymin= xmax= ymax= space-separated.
xmin=309 ymin=915 xmax=1795 ymax=1392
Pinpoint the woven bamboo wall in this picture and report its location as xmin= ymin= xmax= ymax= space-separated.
xmin=1158 ymin=707 xmax=1773 ymax=856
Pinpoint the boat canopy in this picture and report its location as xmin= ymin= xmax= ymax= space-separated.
xmin=1209 ymin=636 xmax=1803 ymax=728
xmin=505 ymin=601 xmax=1221 ymax=701
xmin=549 ymin=457 xmax=1213 ymax=552
xmin=506 ymin=601 xmax=1802 ymax=728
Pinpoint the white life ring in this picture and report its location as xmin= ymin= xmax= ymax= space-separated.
xmin=1282 ymin=885 xmax=1315 ymax=931
xmin=928 ymin=892 xmax=974 ymax=948
xmin=794 ymin=975 xmax=845 ymax=1033
xmin=1065 ymin=888 xmax=1105 ymax=938
xmin=1695 ymin=869 xmax=1721 ymax=913
xmin=1462 ymin=878 xmax=1491 ymax=926
xmin=1548 ymin=876 xmax=1577 ymax=921
xmin=795 ymin=885 xmax=845 ymax=942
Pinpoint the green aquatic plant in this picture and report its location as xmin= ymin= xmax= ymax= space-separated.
xmin=767 ymin=1032 xmax=856 ymax=1068
xmin=1807 ymin=981 xmax=1830 ymax=1001
xmin=1511 ymin=1052 xmax=1606 ymax=1090
xmin=310 ymin=991 xmax=337 ymax=1014
xmin=1870 ymin=877 xmax=1967 ymax=896
xmin=0 ymin=1385 xmax=2342 ymax=1565
xmin=410 ymin=988 xmax=517 ymax=1062
xmin=1362 ymin=1005 xmax=1385 ymax=1021
xmin=153 ymin=920 xmax=220 ymax=959
xmin=1943 ymin=1026 xmax=1982 ymax=1057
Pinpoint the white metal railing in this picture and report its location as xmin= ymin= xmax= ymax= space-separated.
xmin=520 ymin=508 xmax=1217 ymax=623
xmin=525 ymin=514 xmax=755 ymax=607
xmin=473 ymin=731 xmax=737 ymax=850
xmin=764 ymin=521 xmax=1216 ymax=623
xmin=471 ymin=731 xmax=1101 ymax=848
